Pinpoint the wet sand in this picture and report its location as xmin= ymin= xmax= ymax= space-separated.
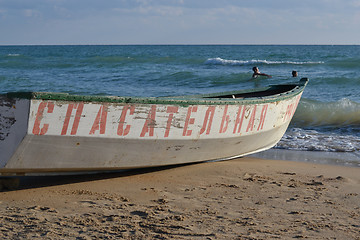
xmin=0 ymin=157 xmax=359 ymax=239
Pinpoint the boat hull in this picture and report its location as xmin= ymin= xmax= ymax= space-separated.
xmin=2 ymin=124 xmax=288 ymax=173
xmin=0 ymin=79 xmax=307 ymax=174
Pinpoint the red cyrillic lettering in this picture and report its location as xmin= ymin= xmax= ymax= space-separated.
xmin=233 ymin=106 xmax=245 ymax=134
xmin=257 ymin=104 xmax=268 ymax=131
xmin=89 ymin=105 xmax=108 ymax=135
xmin=246 ymin=105 xmax=257 ymax=132
xmin=183 ymin=106 xmax=197 ymax=136
xmin=219 ymin=105 xmax=229 ymax=133
xmin=117 ymin=105 xmax=135 ymax=136
xmin=164 ymin=106 xmax=179 ymax=138
xmin=32 ymin=101 xmax=54 ymax=135
xmin=140 ymin=105 xmax=156 ymax=137
xmin=61 ymin=103 xmax=84 ymax=135
xmin=284 ymin=103 xmax=294 ymax=122
xmin=200 ymin=106 xmax=215 ymax=135
xmin=71 ymin=103 xmax=84 ymax=135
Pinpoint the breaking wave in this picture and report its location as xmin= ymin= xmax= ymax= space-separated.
xmin=292 ymin=98 xmax=360 ymax=128
xmin=205 ymin=57 xmax=324 ymax=66
xmin=277 ymin=98 xmax=360 ymax=153
xmin=6 ymin=54 xmax=21 ymax=57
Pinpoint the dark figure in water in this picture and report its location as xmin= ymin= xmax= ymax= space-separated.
xmin=252 ymin=66 xmax=272 ymax=78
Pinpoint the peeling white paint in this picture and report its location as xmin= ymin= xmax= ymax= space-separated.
xmin=0 ymin=97 xmax=29 ymax=168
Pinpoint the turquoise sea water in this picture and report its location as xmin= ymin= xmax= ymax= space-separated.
xmin=0 ymin=45 xmax=359 ymax=166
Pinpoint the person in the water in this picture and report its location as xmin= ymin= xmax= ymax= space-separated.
xmin=252 ymin=66 xmax=272 ymax=78
xmin=292 ymin=70 xmax=298 ymax=77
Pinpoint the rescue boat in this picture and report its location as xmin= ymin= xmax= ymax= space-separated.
xmin=0 ymin=78 xmax=308 ymax=175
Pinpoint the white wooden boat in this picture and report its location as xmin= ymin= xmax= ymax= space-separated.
xmin=0 ymin=78 xmax=308 ymax=175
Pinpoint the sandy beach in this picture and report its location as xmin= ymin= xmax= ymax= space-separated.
xmin=0 ymin=157 xmax=359 ymax=239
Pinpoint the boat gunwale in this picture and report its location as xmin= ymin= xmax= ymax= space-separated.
xmin=4 ymin=78 xmax=308 ymax=106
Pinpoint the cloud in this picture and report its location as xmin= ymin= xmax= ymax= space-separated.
xmin=0 ymin=0 xmax=359 ymax=44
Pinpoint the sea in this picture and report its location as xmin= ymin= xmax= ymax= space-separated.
xmin=0 ymin=45 xmax=359 ymax=167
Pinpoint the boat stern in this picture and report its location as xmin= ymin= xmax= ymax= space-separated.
xmin=0 ymin=94 xmax=30 ymax=172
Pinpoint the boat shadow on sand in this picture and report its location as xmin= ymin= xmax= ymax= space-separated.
xmin=0 ymin=162 xmax=203 ymax=192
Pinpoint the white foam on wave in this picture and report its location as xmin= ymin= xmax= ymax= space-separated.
xmin=276 ymin=127 xmax=360 ymax=153
xmin=205 ymin=57 xmax=324 ymax=66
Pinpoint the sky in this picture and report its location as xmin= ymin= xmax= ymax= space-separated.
xmin=1 ymin=0 xmax=360 ymax=45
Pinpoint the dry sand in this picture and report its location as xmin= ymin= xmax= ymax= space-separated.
xmin=0 ymin=157 xmax=359 ymax=239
